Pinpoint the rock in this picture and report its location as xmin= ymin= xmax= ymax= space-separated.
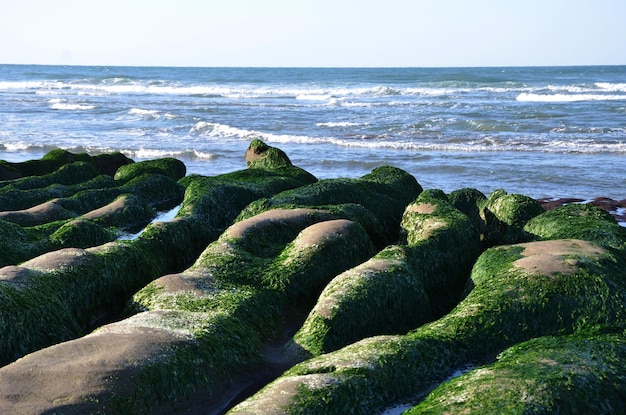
xmin=229 ymin=235 xmax=626 ymax=414
xmin=1 ymin=142 xmax=624 ymax=414
xmin=408 ymin=333 xmax=626 ymax=414
xmin=292 ymin=190 xmax=482 ymax=356
xmin=237 ymin=165 xmax=422 ymax=247
xmin=0 ymin=141 xmax=319 ymax=365
xmin=245 ymin=138 xmax=293 ymax=169
xmin=113 ymin=157 xmax=186 ymax=182
xmin=0 ymin=310 xmax=260 ymax=415
xmin=481 ymin=190 xmax=545 ymax=246
xmin=0 ymin=149 xmax=132 ymax=178
xmin=524 ymin=203 xmax=626 ymax=252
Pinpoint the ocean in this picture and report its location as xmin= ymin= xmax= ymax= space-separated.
xmin=0 ymin=64 xmax=624 ymax=200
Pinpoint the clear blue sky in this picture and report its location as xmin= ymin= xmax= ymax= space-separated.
xmin=2 ymin=0 xmax=625 ymax=67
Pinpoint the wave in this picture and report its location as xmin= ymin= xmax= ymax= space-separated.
xmin=49 ymin=99 xmax=96 ymax=110
xmin=595 ymin=82 xmax=626 ymax=92
xmin=316 ymin=121 xmax=365 ymax=128
xmin=186 ymin=120 xmax=626 ymax=155
xmin=516 ymin=93 xmax=626 ymax=102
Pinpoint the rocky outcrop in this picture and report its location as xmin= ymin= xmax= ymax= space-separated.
xmin=0 ymin=141 xmax=624 ymax=414
xmin=0 ymin=141 xmax=316 ymax=365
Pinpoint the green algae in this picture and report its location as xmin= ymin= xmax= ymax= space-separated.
xmin=292 ymin=191 xmax=483 ymax=356
xmin=113 ymin=157 xmax=186 ymax=182
xmin=408 ymin=333 xmax=626 ymax=414
xmin=0 ymin=149 xmax=132 ymax=179
xmin=0 ymin=161 xmax=99 ymax=191
xmin=102 ymin=310 xmax=263 ymax=414
xmin=481 ymin=190 xmax=545 ymax=246
xmin=0 ymin=142 xmax=323 ymax=366
xmin=50 ymin=219 xmax=119 ymax=248
xmin=229 ymin=233 xmax=626 ymax=414
xmin=525 ymin=203 xmax=626 ymax=251
xmin=246 ymin=138 xmax=293 ymax=170
xmin=237 ymin=165 xmax=422 ymax=245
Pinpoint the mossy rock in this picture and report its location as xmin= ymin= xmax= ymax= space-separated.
xmin=524 ymin=203 xmax=626 ymax=252
xmin=229 ymin=236 xmax=626 ymax=414
xmin=1 ymin=150 xmax=133 ymax=181
xmin=448 ymin=187 xmax=487 ymax=235
xmin=0 ymin=309 xmax=262 ymax=415
xmin=246 ymin=138 xmax=293 ymax=169
xmin=292 ymin=191 xmax=482 ymax=356
xmin=50 ymin=218 xmax=118 ymax=248
xmin=237 ymin=166 xmax=422 ymax=246
xmin=408 ymin=332 xmax=626 ymax=414
xmin=0 ymin=143 xmax=321 ymax=365
xmin=0 ymin=161 xmax=99 ymax=192
xmin=0 ymin=160 xmax=21 ymax=180
xmin=113 ymin=157 xmax=186 ymax=182
xmin=481 ymin=190 xmax=545 ymax=246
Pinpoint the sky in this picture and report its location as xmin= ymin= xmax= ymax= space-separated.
xmin=1 ymin=0 xmax=625 ymax=68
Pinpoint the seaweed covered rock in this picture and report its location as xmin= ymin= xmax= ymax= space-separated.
xmin=229 ymin=233 xmax=626 ymax=414
xmin=0 ymin=207 xmax=377 ymax=413
xmin=0 ymin=172 xmax=185 ymax=266
xmin=292 ymin=190 xmax=482 ymax=356
xmin=407 ymin=332 xmax=626 ymax=414
xmin=0 ymin=309 xmax=260 ymax=415
xmin=113 ymin=157 xmax=187 ymax=182
xmin=237 ymin=165 xmax=422 ymax=247
xmin=0 ymin=149 xmax=132 ymax=178
xmin=0 ymin=142 xmax=319 ymax=366
xmin=524 ymin=202 xmax=626 ymax=252
xmin=245 ymin=138 xmax=293 ymax=169
xmin=481 ymin=189 xmax=545 ymax=246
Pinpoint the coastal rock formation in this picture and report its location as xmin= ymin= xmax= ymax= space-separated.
xmin=0 ymin=140 xmax=624 ymax=414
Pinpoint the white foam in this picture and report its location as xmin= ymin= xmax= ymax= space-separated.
xmin=296 ymin=94 xmax=332 ymax=101
xmin=50 ymin=102 xmax=96 ymax=110
xmin=517 ymin=92 xmax=626 ymax=102
xmin=316 ymin=121 xmax=363 ymax=127
xmin=595 ymin=82 xmax=626 ymax=92
xmin=128 ymin=108 xmax=161 ymax=119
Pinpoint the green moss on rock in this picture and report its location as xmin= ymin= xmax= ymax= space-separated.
xmin=481 ymin=190 xmax=545 ymax=246
xmin=50 ymin=219 xmax=118 ymax=248
xmin=292 ymin=191 xmax=482 ymax=356
xmin=237 ymin=166 xmax=422 ymax=245
xmin=524 ymin=203 xmax=626 ymax=252
xmin=229 ymin=235 xmax=626 ymax=414
xmin=245 ymin=138 xmax=294 ymax=169
xmin=408 ymin=333 xmax=626 ymax=414
xmin=113 ymin=157 xmax=186 ymax=182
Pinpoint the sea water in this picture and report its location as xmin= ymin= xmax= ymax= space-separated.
xmin=0 ymin=65 xmax=624 ymax=199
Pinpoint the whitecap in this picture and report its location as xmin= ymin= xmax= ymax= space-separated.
xmin=128 ymin=108 xmax=160 ymax=118
xmin=595 ymin=82 xmax=626 ymax=92
xmin=516 ymin=93 xmax=626 ymax=102
xmin=51 ymin=102 xmax=96 ymax=110
xmin=296 ymin=93 xmax=333 ymax=101
xmin=316 ymin=121 xmax=363 ymax=128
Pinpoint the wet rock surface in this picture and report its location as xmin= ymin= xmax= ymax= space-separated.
xmin=0 ymin=141 xmax=625 ymax=414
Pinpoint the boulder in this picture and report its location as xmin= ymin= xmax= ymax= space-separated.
xmin=292 ymin=190 xmax=482 ymax=356
xmin=407 ymin=333 xmax=626 ymax=414
xmin=229 ymin=235 xmax=626 ymax=414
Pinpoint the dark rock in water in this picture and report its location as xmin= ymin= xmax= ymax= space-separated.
xmin=245 ymin=138 xmax=293 ymax=169
xmin=0 ymin=149 xmax=133 ymax=179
